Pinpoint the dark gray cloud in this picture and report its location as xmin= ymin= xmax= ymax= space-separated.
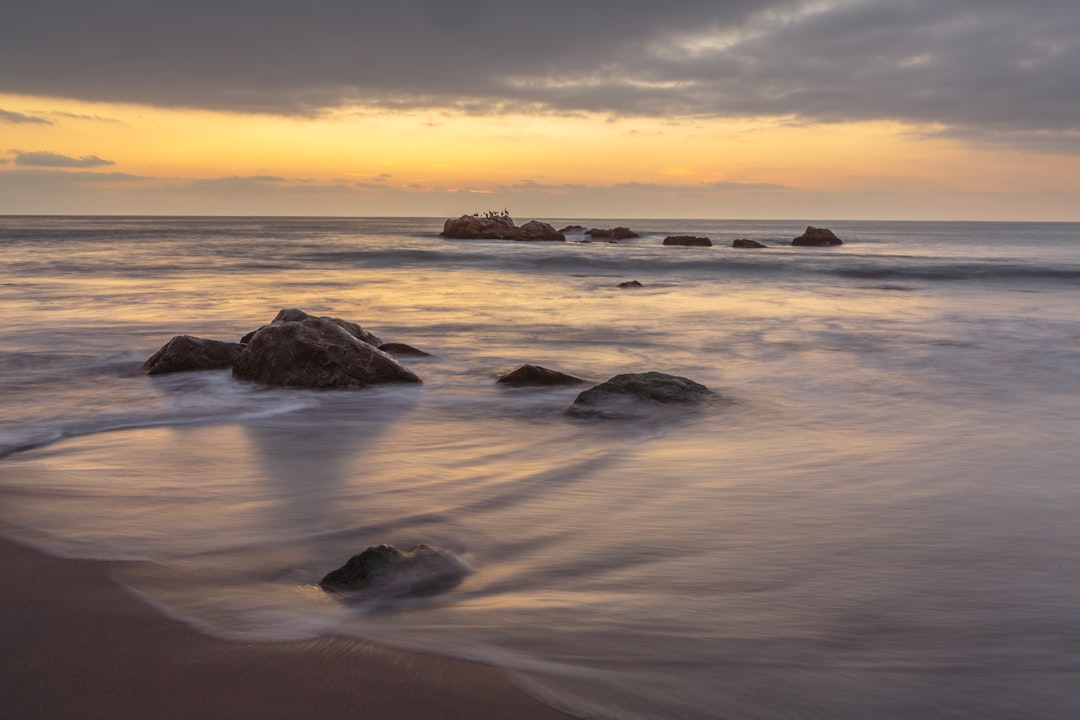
xmin=12 ymin=151 xmax=116 ymax=168
xmin=2 ymin=0 xmax=1078 ymax=147
xmin=1 ymin=108 xmax=51 ymax=124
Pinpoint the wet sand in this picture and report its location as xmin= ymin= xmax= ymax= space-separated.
xmin=0 ymin=536 xmax=574 ymax=720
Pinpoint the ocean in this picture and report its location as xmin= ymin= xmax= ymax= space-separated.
xmin=2 ymin=215 xmax=1079 ymax=719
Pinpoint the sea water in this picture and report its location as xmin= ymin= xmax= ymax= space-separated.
xmin=2 ymin=216 xmax=1079 ymax=719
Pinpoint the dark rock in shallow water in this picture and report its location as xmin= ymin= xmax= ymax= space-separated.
xmin=587 ymin=227 xmax=638 ymax=240
xmin=440 ymin=214 xmax=565 ymax=241
xmin=241 ymin=308 xmax=382 ymax=346
xmin=618 ymin=280 xmax=644 ymax=288
xmin=567 ymin=371 xmax=713 ymax=419
xmin=497 ymin=364 xmax=587 ymax=386
xmin=663 ymin=236 xmax=712 ymax=247
xmin=558 ymin=225 xmax=585 ymax=233
xmin=319 ymin=544 xmax=467 ymax=597
xmin=144 ymin=335 xmax=245 ymax=375
xmin=732 ymin=238 xmax=768 ymax=248
xmin=233 ymin=315 xmax=420 ymax=388
xmin=791 ymin=226 xmax=843 ymax=246
xmin=378 ymin=342 xmax=433 ymax=357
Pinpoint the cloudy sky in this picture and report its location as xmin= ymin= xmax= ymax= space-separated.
xmin=3 ymin=0 xmax=1079 ymax=219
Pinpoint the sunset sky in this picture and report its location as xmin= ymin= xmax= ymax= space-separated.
xmin=3 ymin=0 xmax=1079 ymax=220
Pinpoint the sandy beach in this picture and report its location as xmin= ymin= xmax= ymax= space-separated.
xmin=0 ymin=535 xmax=574 ymax=720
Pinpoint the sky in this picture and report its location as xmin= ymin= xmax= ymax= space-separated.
xmin=2 ymin=0 xmax=1080 ymax=220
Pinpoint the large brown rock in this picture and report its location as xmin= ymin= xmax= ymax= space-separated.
xmin=440 ymin=215 xmax=565 ymax=241
xmin=567 ymin=371 xmax=713 ymax=419
xmin=792 ymin=226 xmax=843 ymax=246
xmin=144 ymin=335 xmax=245 ymax=375
xmin=319 ymin=544 xmax=468 ymax=598
xmin=233 ymin=315 xmax=420 ymax=388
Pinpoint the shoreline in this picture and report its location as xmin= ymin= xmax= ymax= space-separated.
xmin=0 ymin=535 xmax=575 ymax=720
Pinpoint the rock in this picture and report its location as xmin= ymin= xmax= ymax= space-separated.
xmin=618 ymin=280 xmax=644 ymax=288
xmin=567 ymin=371 xmax=713 ymax=419
xmin=319 ymin=544 xmax=467 ymax=597
xmin=732 ymin=238 xmax=768 ymax=248
xmin=792 ymin=226 xmax=843 ymax=246
xmin=558 ymin=225 xmax=585 ymax=233
xmin=233 ymin=315 xmax=421 ymax=388
xmin=497 ymin=364 xmax=587 ymax=386
xmin=663 ymin=236 xmax=712 ymax=247
xmin=378 ymin=342 xmax=432 ymax=357
xmin=440 ymin=214 xmax=565 ymax=241
xmin=587 ymin=227 xmax=639 ymax=240
xmin=517 ymin=220 xmax=566 ymax=241
xmin=241 ymin=308 xmax=381 ymax=346
xmin=143 ymin=335 xmax=245 ymax=375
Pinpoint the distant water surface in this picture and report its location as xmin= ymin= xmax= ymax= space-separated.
xmin=2 ymin=216 xmax=1079 ymax=719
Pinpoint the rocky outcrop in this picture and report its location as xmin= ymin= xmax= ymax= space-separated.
xmin=558 ymin=225 xmax=585 ymax=233
xmin=378 ymin=342 xmax=432 ymax=357
xmin=233 ymin=314 xmax=420 ymax=388
xmin=320 ymin=544 xmax=468 ymax=598
xmin=618 ymin=280 xmax=643 ymax=288
xmin=587 ymin=227 xmax=639 ymax=240
xmin=792 ymin=226 xmax=843 ymax=246
xmin=732 ymin=238 xmax=768 ymax=248
xmin=497 ymin=364 xmax=587 ymax=386
xmin=241 ymin=308 xmax=381 ymax=347
xmin=567 ymin=371 xmax=713 ymax=419
xmin=663 ymin=236 xmax=712 ymax=247
xmin=440 ymin=214 xmax=565 ymax=241
xmin=143 ymin=335 xmax=245 ymax=375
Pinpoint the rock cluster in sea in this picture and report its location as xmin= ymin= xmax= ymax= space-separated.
xmin=440 ymin=214 xmax=841 ymax=248
xmin=440 ymin=213 xmax=565 ymax=241
xmin=144 ymin=308 xmax=425 ymax=388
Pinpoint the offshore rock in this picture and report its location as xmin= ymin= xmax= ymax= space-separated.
xmin=440 ymin=215 xmax=565 ymax=241
xmin=792 ymin=226 xmax=843 ymax=246
xmin=233 ymin=315 xmax=420 ymax=388
xmin=663 ymin=236 xmax=712 ymax=247
xmin=558 ymin=225 xmax=586 ymax=233
xmin=143 ymin=335 xmax=245 ymax=375
xmin=618 ymin=280 xmax=644 ymax=288
xmin=241 ymin=308 xmax=382 ymax=347
xmin=497 ymin=364 xmax=587 ymax=386
xmin=732 ymin=238 xmax=768 ymax=248
xmin=319 ymin=544 xmax=468 ymax=598
xmin=567 ymin=371 xmax=713 ymax=419
xmin=587 ymin=227 xmax=639 ymax=240
xmin=378 ymin=342 xmax=433 ymax=357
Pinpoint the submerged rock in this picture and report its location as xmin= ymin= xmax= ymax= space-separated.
xmin=319 ymin=544 xmax=467 ymax=597
xmin=378 ymin=342 xmax=433 ymax=357
xmin=233 ymin=314 xmax=420 ymax=388
xmin=440 ymin=215 xmax=565 ymax=241
xmin=241 ymin=308 xmax=381 ymax=347
xmin=497 ymin=364 xmax=587 ymax=386
xmin=663 ymin=236 xmax=712 ymax=247
xmin=143 ymin=335 xmax=245 ymax=375
xmin=732 ymin=238 xmax=768 ymax=248
xmin=792 ymin=226 xmax=843 ymax=246
xmin=567 ymin=371 xmax=713 ymax=419
xmin=587 ymin=226 xmax=639 ymax=240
